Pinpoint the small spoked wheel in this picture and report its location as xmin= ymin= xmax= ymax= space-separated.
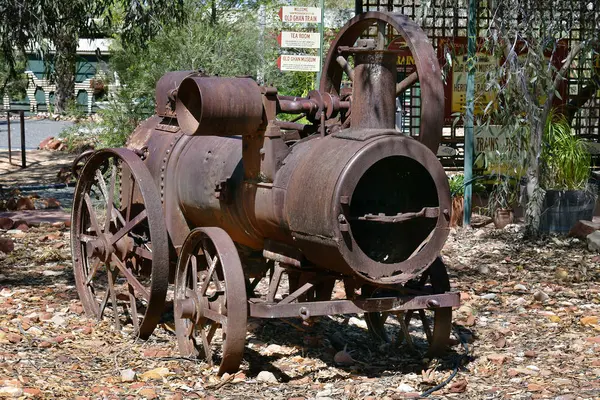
xmin=71 ymin=149 xmax=169 ymax=339
xmin=174 ymin=227 xmax=247 ymax=375
xmin=364 ymin=257 xmax=452 ymax=356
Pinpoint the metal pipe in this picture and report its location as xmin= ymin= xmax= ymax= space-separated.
xmin=7 ymin=111 xmax=11 ymax=164
xmin=277 ymin=99 xmax=317 ymax=114
xmin=20 ymin=111 xmax=25 ymax=168
xmin=336 ymin=56 xmax=355 ymax=81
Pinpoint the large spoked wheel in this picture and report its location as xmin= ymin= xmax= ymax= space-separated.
xmin=320 ymin=11 xmax=444 ymax=152
xmin=364 ymin=257 xmax=452 ymax=356
xmin=71 ymin=148 xmax=169 ymax=339
xmin=174 ymin=227 xmax=247 ymax=375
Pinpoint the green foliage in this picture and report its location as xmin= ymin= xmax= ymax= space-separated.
xmin=448 ymin=174 xmax=485 ymax=197
xmin=541 ymin=110 xmax=591 ymax=190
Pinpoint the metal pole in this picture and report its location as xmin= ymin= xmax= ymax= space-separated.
xmin=463 ymin=0 xmax=477 ymax=226
xmin=316 ymin=0 xmax=324 ymax=88
xmin=354 ymin=0 xmax=363 ymax=15
xmin=20 ymin=111 xmax=26 ymax=168
xmin=7 ymin=111 xmax=11 ymax=165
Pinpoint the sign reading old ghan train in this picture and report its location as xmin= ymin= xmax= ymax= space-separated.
xmin=278 ymin=6 xmax=321 ymax=23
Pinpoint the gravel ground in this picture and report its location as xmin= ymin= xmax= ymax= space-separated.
xmin=1 ymin=224 xmax=599 ymax=399
xmin=0 ymin=119 xmax=73 ymax=150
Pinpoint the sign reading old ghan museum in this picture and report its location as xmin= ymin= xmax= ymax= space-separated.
xmin=277 ymin=55 xmax=320 ymax=72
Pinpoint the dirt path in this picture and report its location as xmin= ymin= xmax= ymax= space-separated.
xmin=0 ymin=150 xmax=75 ymax=188
xmin=0 ymin=225 xmax=599 ymax=399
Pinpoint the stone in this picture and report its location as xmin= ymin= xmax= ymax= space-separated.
xmin=140 ymin=367 xmax=170 ymax=381
xmin=23 ymin=387 xmax=42 ymax=397
xmin=42 ymin=270 xmax=63 ymax=277
xmin=138 ymin=388 xmax=157 ymax=399
xmin=0 ymin=217 xmax=14 ymax=230
xmin=6 ymin=333 xmax=22 ymax=343
xmin=396 ymin=383 xmax=416 ymax=393
xmin=256 ymin=371 xmax=278 ymax=383
xmin=0 ymin=238 xmax=14 ymax=254
xmin=514 ymin=284 xmax=527 ymax=291
xmin=348 ymin=316 xmax=367 ymax=329
xmin=49 ymin=315 xmax=68 ymax=327
xmin=38 ymin=136 xmax=55 ymax=150
xmin=0 ymin=386 xmax=23 ymax=397
xmin=13 ymin=220 xmax=29 ymax=231
xmin=44 ymin=198 xmax=61 ymax=209
xmin=569 ymin=220 xmax=600 ymax=239
xmin=588 ymin=231 xmax=600 ymax=252
xmin=121 ymin=369 xmax=136 ymax=382
xmin=16 ymin=198 xmax=35 ymax=211
xmin=316 ymin=389 xmax=332 ymax=398
xmin=478 ymin=265 xmax=490 ymax=274
xmin=46 ymin=139 xmax=62 ymax=151
xmin=487 ymin=353 xmax=507 ymax=365
xmin=481 ymin=293 xmax=497 ymax=300
xmin=533 ymin=291 xmax=549 ymax=303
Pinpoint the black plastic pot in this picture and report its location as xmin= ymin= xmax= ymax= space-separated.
xmin=539 ymin=190 xmax=596 ymax=234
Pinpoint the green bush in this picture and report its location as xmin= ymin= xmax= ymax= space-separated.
xmin=541 ymin=110 xmax=591 ymax=190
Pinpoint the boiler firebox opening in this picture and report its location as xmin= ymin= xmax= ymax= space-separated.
xmin=349 ymin=156 xmax=438 ymax=264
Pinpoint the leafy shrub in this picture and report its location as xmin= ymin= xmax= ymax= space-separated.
xmin=541 ymin=110 xmax=591 ymax=190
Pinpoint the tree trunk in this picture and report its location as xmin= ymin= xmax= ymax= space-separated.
xmin=53 ymin=33 xmax=77 ymax=114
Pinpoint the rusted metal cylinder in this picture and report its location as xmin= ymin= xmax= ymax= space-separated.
xmin=351 ymin=52 xmax=397 ymax=130
xmin=279 ymin=131 xmax=451 ymax=284
xmin=155 ymin=71 xmax=197 ymax=117
xmin=176 ymin=77 xmax=264 ymax=136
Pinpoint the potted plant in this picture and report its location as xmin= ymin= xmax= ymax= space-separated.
xmin=538 ymin=111 xmax=595 ymax=234
xmin=449 ymin=174 xmax=465 ymax=227
xmin=488 ymin=174 xmax=518 ymax=229
xmin=448 ymin=174 xmax=486 ymax=227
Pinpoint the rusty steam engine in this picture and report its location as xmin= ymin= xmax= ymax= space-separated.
xmin=70 ymin=11 xmax=459 ymax=374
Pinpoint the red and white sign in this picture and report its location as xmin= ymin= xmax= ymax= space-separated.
xmin=277 ymin=55 xmax=320 ymax=72
xmin=278 ymin=31 xmax=320 ymax=49
xmin=278 ymin=7 xmax=321 ymax=23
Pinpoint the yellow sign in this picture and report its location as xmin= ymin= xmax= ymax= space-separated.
xmin=451 ymin=52 xmax=497 ymax=115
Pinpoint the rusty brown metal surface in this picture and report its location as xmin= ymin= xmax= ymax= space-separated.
xmin=176 ymin=77 xmax=264 ymax=136
xmin=71 ymin=11 xmax=457 ymax=375
xmin=173 ymin=227 xmax=247 ymax=375
xmin=249 ymin=292 xmax=459 ymax=319
xmin=71 ymin=148 xmax=169 ymax=339
xmin=320 ymin=11 xmax=444 ymax=152
xmin=155 ymin=70 xmax=198 ymax=117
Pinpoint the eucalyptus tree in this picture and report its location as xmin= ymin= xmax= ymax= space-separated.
xmin=480 ymin=0 xmax=599 ymax=236
xmin=0 ymin=0 xmax=184 ymax=112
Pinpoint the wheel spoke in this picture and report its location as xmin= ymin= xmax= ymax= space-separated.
xmin=111 ymin=254 xmax=150 ymax=301
xmin=123 ymin=170 xmax=135 ymax=223
xmin=106 ymin=268 xmax=121 ymax=331
xmin=98 ymin=285 xmax=110 ymax=321
xmin=191 ymin=256 xmax=198 ymax=293
xmin=207 ymin=322 xmax=218 ymax=343
xmin=418 ymin=310 xmax=434 ymax=343
xmin=133 ymin=246 xmax=153 ymax=260
xmin=84 ymin=193 xmax=103 ymax=235
xmin=79 ymin=234 xmax=97 ymax=242
xmin=105 ymin=163 xmax=117 ymax=233
xmin=200 ymin=327 xmax=213 ymax=366
xmin=129 ymin=283 xmax=140 ymax=333
xmin=85 ymin=258 xmax=103 ymax=286
xmin=204 ymin=308 xmax=228 ymax=327
xmin=108 ymin=209 xmax=147 ymax=246
xmin=199 ymin=255 xmax=219 ymax=297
